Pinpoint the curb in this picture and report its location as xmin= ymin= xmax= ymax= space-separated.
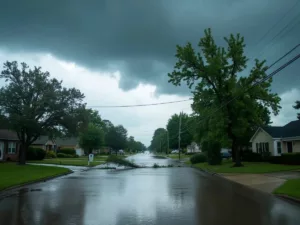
xmin=0 ymin=170 xmax=73 ymax=200
xmin=276 ymin=194 xmax=300 ymax=204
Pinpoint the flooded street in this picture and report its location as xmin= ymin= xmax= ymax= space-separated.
xmin=1 ymin=153 xmax=300 ymax=225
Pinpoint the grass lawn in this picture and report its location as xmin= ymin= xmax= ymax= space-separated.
xmin=29 ymin=158 xmax=104 ymax=167
xmin=168 ymin=154 xmax=190 ymax=160
xmin=191 ymin=161 xmax=300 ymax=174
xmin=273 ymin=179 xmax=300 ymax=199
xmin=0 ymin=163 xmax=70 ymax=191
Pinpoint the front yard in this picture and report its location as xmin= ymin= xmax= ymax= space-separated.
xmin=0 ymin=163 xmax=70 ymax=191
xmin=273 ymin=179 xmax=300 ymax=199
xmin=191 ymin=161 xmax=300 ymax=174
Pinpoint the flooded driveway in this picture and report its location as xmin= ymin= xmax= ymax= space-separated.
xmin=0 ymin=154 xmax=300 ymax=225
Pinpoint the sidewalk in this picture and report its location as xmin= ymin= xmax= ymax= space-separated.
xmin=220 ymin=171 xmax=300 ymax=194
xmin=220 ymin=173 xmax=285 ymax=193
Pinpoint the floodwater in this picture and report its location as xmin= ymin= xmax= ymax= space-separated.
xmin=0 ymin=153 xmax=300 ymax=225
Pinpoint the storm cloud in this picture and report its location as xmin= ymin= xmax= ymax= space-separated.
xmin=0 ymin=0 xmax=299 ymax=95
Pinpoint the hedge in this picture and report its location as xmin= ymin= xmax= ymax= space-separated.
xmin=46 ymin=150 xmax=56 ymax=158
xmin=57 ymin=153 xmax=78 ymax=158
xmin=26 ymin=147 xmax=46 ymax=160
xmin=58 ymin=148 xmax=76 ymax=155
xmin=190 ymin=153 xmax=207 ymax=164
xmin=269 ymin=153 xmax=300 ymax=165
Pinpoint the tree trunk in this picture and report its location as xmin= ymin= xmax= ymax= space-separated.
xmin=232 ymin=140 xmax=243 ymax=167
xmin=18 ymin=143 xmax=26 ymax=165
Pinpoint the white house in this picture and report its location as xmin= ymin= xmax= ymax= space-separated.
xmin=187 ymin=142 xmax=201 ymax=153
xmin=250 ymin=120 xmax=300 ymax=156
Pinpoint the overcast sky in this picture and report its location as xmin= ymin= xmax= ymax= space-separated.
xmin=0 ymin=0 xmax=299 ymax=146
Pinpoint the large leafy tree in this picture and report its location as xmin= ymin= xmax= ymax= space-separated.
xmin=149 ymin=128 xmax=167 ymax=153
xmin=105 ymin=125 xmax=128 ymax=151
xmin=79 ymin=123 xmax=104 ymax=154
xmin=168 ymin=29 xmax=281 ymax=166
xmin=294 ymin=101 xmax=300 ymax=119
xmin=166 ymin=113 xmax=193 ymax=149
xmin=0 ymin=61 xmax=85 ymax=164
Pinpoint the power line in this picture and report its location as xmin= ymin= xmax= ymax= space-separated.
xmin=173 ymin=51 xmax=300 ymax=138
xmin=88 ymin=98 xmax=192 ymax=108
xmin=252 ymin=0 xmax=300 ymax=52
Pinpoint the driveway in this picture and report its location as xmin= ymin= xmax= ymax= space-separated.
xmin=1 ymin=154 xmax=300 ymax=225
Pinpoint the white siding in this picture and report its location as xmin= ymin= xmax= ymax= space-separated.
xmin=251 ymin=128 xmax=275 ymax=155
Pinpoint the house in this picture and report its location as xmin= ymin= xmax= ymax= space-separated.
xmin=186 ymin=142 xmax=201 ymax=153
xmin=32 ymin=136 xmax=84 ymax=156
xmin=0 ymin=129 xmax=20 ymax=161
xmin=250 ymin=120 xmax=300 ymax=156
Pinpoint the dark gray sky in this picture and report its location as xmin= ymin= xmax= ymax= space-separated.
xmin=0 ymin=0 xmax=299 ymax=95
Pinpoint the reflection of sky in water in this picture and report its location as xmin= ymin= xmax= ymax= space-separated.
xmin=83 ymin=167 xmax=196 ymax=225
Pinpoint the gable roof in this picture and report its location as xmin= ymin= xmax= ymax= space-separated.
xmin=283 ymin=120 xmax=300 ymax=137
xmin=251 ymin=120 xmax=300 ymax=141
xmin=0 ymin=129 xmax=19 ymax=140
xmin=261 ymin=126 xmax=283 ymax=138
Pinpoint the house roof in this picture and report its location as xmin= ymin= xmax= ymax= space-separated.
xmin=261 ymin=126 xmax=283 ymax=138
xmin=0 ymin=129 xmax=19 ymax=140
xmin=283 ymin=120 xmax=300 ymax=137
xmin=252 ymin=120 xmax=300 ymax=141
xmin=33 ymin=136 xmax=78 ymax=146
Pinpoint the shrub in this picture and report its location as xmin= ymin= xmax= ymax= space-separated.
xmin=57 ymin=153 xmax=74 ymax=158
xmin=58 ymin=148 xmax=76 ymax=155
xmin=242 ymin=151 xmax=262 ymax=162
xmin=26 ymin=147 xmax=46 ymax=160
xmin=190 ymin=153 xmax=207 ymax=164
xmin=46 ymin=150 xmax=56 ymax=158
xmin=268 ymin=156 xmax=282 ymax=164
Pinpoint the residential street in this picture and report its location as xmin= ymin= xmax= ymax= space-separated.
xmin=0 ymin=154 xmax=300 ymax=225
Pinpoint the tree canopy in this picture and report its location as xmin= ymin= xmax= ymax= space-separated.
xmin=168 ymin=28 xmax=281 ymax=166
xmin=166 ymin=113 xmax=193 ymax=149
xmin=79 ymin=123 xmax=104 ymax=154
xmin=149 ymin=128 xmax=167 ymax=153
xmin=0 ymin=61 xmax=85 ymax=164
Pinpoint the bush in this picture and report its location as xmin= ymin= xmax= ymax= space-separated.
xmin=26 ymin=147 xmax=46 ymax=160
xmin=269 ymin=153 xmax=300 ymax=165
xmin=190 ymin=153 xmax=207 ymax=164
xmin=57 ymin=153 xmax=74 ymax=158
xmin=242 ymin=151 xmax=262 ymax=162
xmin=46 ymin=150 xmax=56 ymax=158
xmin=58 ymin=148 xmax=76 ymax=155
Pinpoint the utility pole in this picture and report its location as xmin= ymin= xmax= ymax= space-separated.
xmin=166 ymin=130 xmax=169 ymax=155
xmin=178 ymin=112 xmax=182 ymax=160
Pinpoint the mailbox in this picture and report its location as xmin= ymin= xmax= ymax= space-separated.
xmin=88 ymin=154 xmax=94 ymax=162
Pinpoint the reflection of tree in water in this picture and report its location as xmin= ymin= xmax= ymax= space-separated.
xmin=11 ymin=180 xmax=86 ymax=225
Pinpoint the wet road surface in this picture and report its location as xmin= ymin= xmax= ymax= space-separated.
xmin=1 ymin=153 xmax=300 ymax=225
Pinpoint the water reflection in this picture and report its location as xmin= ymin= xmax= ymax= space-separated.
xmin=0 ymin=154 xmax=300 ymax=225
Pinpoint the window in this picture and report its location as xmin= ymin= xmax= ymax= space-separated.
xmin=277 ymin=142 xmax=282 ymax=154
xmin=264 ymin=143 xmax=269 ymax=152
xmin=8 ymin=142 xmax=16 ymax=154
xmin=256 ymin=143 xmax=259 ymax=153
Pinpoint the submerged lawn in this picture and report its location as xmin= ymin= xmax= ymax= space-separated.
xmin=0 ymin=163 xmax=70 ymax=191
xmin=192 ymin=161 xmax=300 ymax=174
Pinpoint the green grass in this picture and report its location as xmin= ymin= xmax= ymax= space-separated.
xmin=273 ymin=179 xmax=300 ymax=199
xmin=191 ymin=161 xmax=300 ymax=174
xmin=29 ymin=158 xmax=104 ymax=167
xmin=0 ymin=163 xmax=70 ymax=191
xmin=168 ymin=154 xmax=190 ymax=160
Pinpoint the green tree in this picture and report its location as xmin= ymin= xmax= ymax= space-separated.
xmin=168 ymin=29 xmax=281 ymax=166
xmin=0 ymin=61 xmax=85 ymax=164
xmin=166 ymin=113 xmax=193 ymax=149
xmin=294 ymin=101 xmax=300 ymax=119
xmin=79 ymin=123 xmax=104 ymax=154
xmin=149 ymin=128 xmax=167 ymax=153
xmin=105 ymin=125 xmax=128 ymax=151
